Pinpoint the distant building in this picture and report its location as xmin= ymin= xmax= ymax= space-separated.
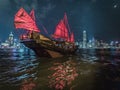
xmin=82 ymin=30 xmax=87 ymax=48
xmin=8 ymin=32 xmax=14 ymax=46
xmin=0 ymin=32 xmax=21 ymax=48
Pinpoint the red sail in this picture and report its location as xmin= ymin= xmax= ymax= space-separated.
xmin=53 ymin=20 xmax=63 ymax=38
xmin=53 ymin=13 xmax=70 ymax=40
xmin=30 ymin=9 xmax=35 ymax=21
xmin=14 ymin=8 xmax=40 ymax=32
xmin=53 ymin=19 xmax=69 ymax=40
xmin=63 ymin=13 xmax=71 ymax=34
xmin=70 ymin=32 xmax=75 ymax=43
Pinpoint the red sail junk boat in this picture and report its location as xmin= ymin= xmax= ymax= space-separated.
xmin=14 ymin=8 xmax=78 ymax=58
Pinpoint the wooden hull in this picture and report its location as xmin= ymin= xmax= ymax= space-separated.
xmin=21 ymin=39 xmax=77 ymax=58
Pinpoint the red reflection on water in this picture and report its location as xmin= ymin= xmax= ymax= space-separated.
xmin=20 ymin=78 xmax=36 ymax=90
xmin=48 ymin=60 xmax=78 ymax=90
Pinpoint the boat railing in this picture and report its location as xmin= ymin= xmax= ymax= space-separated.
xmin=38 ymin=39 xmax=76 ymax=53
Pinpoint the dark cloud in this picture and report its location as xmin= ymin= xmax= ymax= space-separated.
xmin=91 ymin=0 xmax=96 ymax=3
xmin=38 ymin=3 xmax=56 ymax=19
xmin=11 ymin=0 xmax=38 ymax=10
xmin=0 ymin=0 xmax=10 ymax=9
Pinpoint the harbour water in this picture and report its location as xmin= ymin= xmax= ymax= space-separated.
xmin=0 ymin=48 xmax=120 ymax=90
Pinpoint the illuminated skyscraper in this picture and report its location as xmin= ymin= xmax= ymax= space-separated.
xmin=8 ymin=32 xmax=14 ymax=46
xmin=91 ymin=37 xmax=95 ymax=48
xmin=83 ymin=30 xmax=87 ymax=48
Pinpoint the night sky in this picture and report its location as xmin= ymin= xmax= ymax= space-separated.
xmin=0 ymin=0 xmax=120 ymax=42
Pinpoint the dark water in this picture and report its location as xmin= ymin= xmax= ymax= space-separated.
xmin=0 ymin=48 xmax=120 ymax=90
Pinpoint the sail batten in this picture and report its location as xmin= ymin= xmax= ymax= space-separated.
xmin=14 ymin=8 xmax=40 ymax=32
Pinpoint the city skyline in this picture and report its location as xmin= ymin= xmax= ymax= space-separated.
xmin=0 ymin=0 xmax=120 ymax=41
